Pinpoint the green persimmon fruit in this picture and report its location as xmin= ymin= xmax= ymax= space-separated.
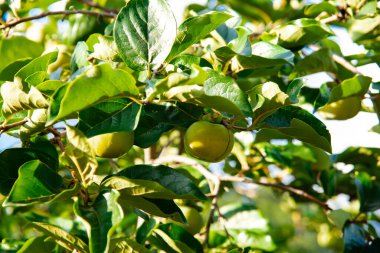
xmin=318 ymin=97 xmax=361 ymax=120
xmin=178 ymin=206 xmax=204 ymax=235
xmin=88 ymin=131 xmax=134 ymax=158
xmin=184 ymin=121 xmax=234 ymax=162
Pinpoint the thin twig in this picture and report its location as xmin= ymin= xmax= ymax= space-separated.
xmin=47 ymin=127 xmax=65 ymax=153
xmin=0 ymin=10 xmax=115 ymax=30
xmin=219 ymin=175 xmax=332 ymax=211
xmin=0 ymin=119 xmax=28 ymax=133
xmin=203 ymin=180 xmax=220 ymax=247
xmin=308 ymin=44 xmax=363 ymax=75
xmin=76 ymin=0 xmax=118 ymax=14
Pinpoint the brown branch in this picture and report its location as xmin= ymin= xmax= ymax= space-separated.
xmin=0 ymin=119 xmax=28 ymax=133
xmin=308 ymin=44 xmax=363 ymax=76
xmin=203 ymin=179 xmax=220 ymax=247
xmin=47 ymin=127 xmax=65 ymax=153
xmin=76 ymin=0 xmax=118 ymax=14
xmin=0 ymin=10 xmax=116 ymax=30
xmin=219 ymin=175 xmax=332 ymax=211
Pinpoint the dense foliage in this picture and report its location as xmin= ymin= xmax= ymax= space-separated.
xmin=0 ymin=0 xmax=379 ymax=252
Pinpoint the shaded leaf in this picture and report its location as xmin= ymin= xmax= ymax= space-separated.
xmin=355 ymin=172 xmax=380 ymax=212
xmin=0 ymin=58 xmax=32 ymax=81
xmin=343 ymin=223 xmax=366 ymax=253
xmin=109 ymin=237 xmax=150 ymax=253
xmin=78 ymin=99 xmax=142 ymax=138
xmin=71 ymin=41 xmax=90 ymax=73
xmin=3 ymin=160 xmax=63 ymax=206
xmin=74 ymin=190 xmax=123 ymax=253
xmin=17 ymin=236 xmax=56 ymax=253
xmin=262 ymin=106 xmax=332 ymax=152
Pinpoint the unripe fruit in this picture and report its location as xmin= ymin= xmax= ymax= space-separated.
xmin=88 ymin=131 xmax=134 ymax=158
xmin=184 ymin=121 xmax=234 ymax=162
xmin=178 ymin=206 xmax=204 ymax=235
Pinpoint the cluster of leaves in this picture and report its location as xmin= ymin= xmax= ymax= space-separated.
xmin=0 ymin=0 xmax=379 ymax=252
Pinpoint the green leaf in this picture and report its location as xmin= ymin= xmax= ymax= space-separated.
xmin=71 ymin=41 xmax=90 ymax=73
xmin=74 ymin=190 xmax=123 ymax=253
xmin=109 ymin=237 xmax=150 ymax=253
xmin=0 ymin=140 xmax=58 ymax=195
xmin=262 ymin=106 xmax=332 ymax=153
xmin=47 ymin=63 xmax=138 ymax=124
xmin=349 ymin=16 xmax=380 ymax=42
xmin=0 ymin=58 xmax=32 ymax=81
xmin=134 ymin=103 xmax=203 ymax=148
xmin=103 ymin=164 xmax=207 ymax=201
xmin=31 ymin=222 xmax=89 ymax=253
xmin=0 ymin=37 xmax=44 ymax=71
xmin=154 ymin=229 xmax=194 ymax=253
xmin=304 ymin=2 xmax=337 ymax=16
xmin=355 ymin=172 xmax=380 ymax=212
xmin=118 ymin=194 xmax=184 ymax=221
xmin=137 ymin=218 xmax=157 ymax=244
xmin=328 ymin=75 xmax=372 ymax=103
xmin=63 ymin=125 xmax=97 ymax=186
xmin=35 ymin=80 xmax=66 ymax=97
xmin=159 ymin=223 xmax=203 ymax=253
xmin=290 ymin=49 xmax=337 ymax=80
xmin=287 ymin=78 xmax=305 ymax=103
xmin=264 ymin=18 xmax=334 ymax=48
xmin=3 ymin=160 xmax=63 ymax=206
xmin=17 ymin=236 xmax=56 ymax=253
xmin=235 ymin=41 xmax=294 ymax=71
xmin=1 ymin=80 xmax=49 ymax=119
xmin=15 ymin=51 xmax=58 ymax=86
xmin=90 ymin=35 xmax=121 ymax=62
xmin=343 ymin=223 xmax=366 ymax=253
xmin=78 ymin=99 xmax=142 ymax=138
xmin=114 ymin=0 xmax=177 ymax=71
xmin=167 ymin=12 xmax=232 ymax=61
xmin=203 ymin=70 xmax=252 ymax=117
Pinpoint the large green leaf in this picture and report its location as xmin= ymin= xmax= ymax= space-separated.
xmin=355 ymin=172 xmax=380 ymax=212
xmin=1 ymin=80 xmax=49 ymax=119
xmin=290 ymin=49 xmax=337 ymax=80
xmin=114 ymin=0 xmax=177 ymax=71
xmin=118 ymin=194 xmax=184 ymax=222
xmin=3 ymin=160 xmax=63 ymax=206
xmin=62 ymin=125 xmax=97 ymax=186
xmin=17 ymin=236 xmax=56 ymax=253
xmin=249 ymin=81 xmax=291 ymax=124
xmin=263 ymin=18 xmax=334 ymax=48
xmin=15 ymin=51 xmax=58 ymax=86
xmin=31 ymin=222 xmax=89 ymax=253
xmin=153 ymin=229 xmax=194 ymax=253
xmin=0 ymin=37 xmax=43 ymax=71
xmin=47 ymin=63 xmax=138 ymax=124
xmin=261 ymin=106 xmax=332 ymax=153
xmin=328 ymin=75 xmax=372 ymax=103
xmin=0 ymin=58 xmax=32 ymax=82
xmin=134 ymin=103 xmax=203 ymax=148
xmin=234 ymin=41 xmax=294 ymax=71
xmin=166 ymin=12 xmax=232 ymax=61
xmin=343 ymin=223 xmax=366 ymax=253
xmin=78 ymin=99 xmax=142 ymax=138
xmin=0 ymin=139 xmax=58 ymax=195
xmin=108 ymin=237 xmax=150 ymax=253
xmin=74 ymin=190 xmax=123 ymax=253
xmin=103 ymin=164 xmax=207 ymax=201
xmin=159 ymin=223 xmax=204 ymax=253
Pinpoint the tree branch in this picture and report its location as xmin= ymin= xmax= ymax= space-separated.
xmin=0 ymin=10 xmax=116 ymax=30
xmin=76 ymin=0 xmax=118 ymax=14
xmin=219 ymin=175 xmax=332 ymax=211
xmin=0 ymin=119 xmax=28 ymax=133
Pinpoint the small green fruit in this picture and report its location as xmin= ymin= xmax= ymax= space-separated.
xmin=184 ymin=121 xmax=234 ymax=162
xmin=88 ymin=131 xmax=134 ymax=158
xmin=178 ymin=206 xmax=204 ymax=235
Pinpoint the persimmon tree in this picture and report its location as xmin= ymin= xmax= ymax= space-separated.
xmin=0 ymin=0 xmax=379 ymax=252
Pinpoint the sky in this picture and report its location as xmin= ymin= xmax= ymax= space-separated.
xmin=1 ymin=0 xmax=380 ymax=154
